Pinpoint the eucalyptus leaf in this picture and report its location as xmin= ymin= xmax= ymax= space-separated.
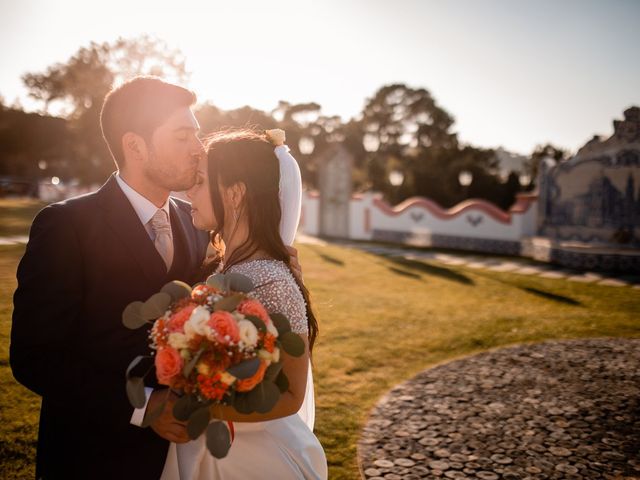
xmin=206 ymin=421 xmax=232 ymax=459
xmin=244 ymin=315 xmax=267 ymax=334
xmin=141 ymin=292 xmax=172 ymax=320
xmin=264 ymin=362 xmax=283 ymax=382
xmin=183 ymin=347 xmax=205 ymax=377
xmin=269 ymin=313 xmax=291 ymax=335
xmin=206 ymin=274 xmax=228 ymax=291
xmin=173 ymin=394 xmax=200 ymax=422
xmin=122 ymin=301 xmax=146 ymax=329
xmin=226 ymin=357 xmax=261 ymax=380
xmin=247 ymin=381 xmax=280 ymax=414
xmin=161 ymin=280 xmax=192 ymax=301
xmin=233 ymin=393 xmax=253 ymax=414
xmin=275 ymin=370 xmax=289 ymax=393
xmin=125 ymin=355 xmax=150 ymax=379
xmin=140 ymin=397 xmax=166 ymax=428
xmin=279 ymin=331 xmax=306 ymax=357
xmin=226 ymin=273 xmax=254 ymax=293
xmin=213 ymin=294 xmax=244 ymax=312
xmin=126 ymin=377 xmax=146 ymax=409
xmin=187 ymin=406 xmax=211 ymax=440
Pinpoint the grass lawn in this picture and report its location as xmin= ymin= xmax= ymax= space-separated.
xmin=1 ymin=199 xmax=639 ymax=479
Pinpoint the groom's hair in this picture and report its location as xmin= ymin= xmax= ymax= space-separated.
xmin=100 ymin=76 xmax=196 ymax=167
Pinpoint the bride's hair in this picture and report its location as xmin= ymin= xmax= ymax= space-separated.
xmin=201 ymin=128 xmax=318 ymax=354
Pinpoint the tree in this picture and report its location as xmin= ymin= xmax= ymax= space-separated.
xmin=524 ymin=143 xmax=569 ymax=190
xmin=22 ymin=36 xmax=189 ymax=184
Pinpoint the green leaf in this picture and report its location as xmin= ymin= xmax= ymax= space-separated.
xmin=126 ymin=377 xmax=146 ymax=408
xmin=264 ymin=362 xmax=283 ymax=382
xmin=161 ymin=280 xmax=192 ymax=302
xmin=232 ymin=393 xmax=253 ymax=414
xmin=269 ymin=313 xmax=291 ymax=335
xmin=247 ymin=381 xmax=280 ymax=414
xmin=279 ymin=331 xmax=306 ymax=357
xmin=122 ymin=301 xmax=147 ymax=329
xmin=183 ymin=347 xmax=205 ymax=377
xmin=141 ymin=292 xmax=172 ymax=320
xmin=244 ymin=315 xmax=267 ymax=334
xmin=187 ymin=406 xmax=211 ymax=440
xmin=173 ymin=394 xmax=200 ymax=422
xmin=226 ymin=357 xmax=261 ymax=380
xmin=213 ymin=294 xmax=244 ymax=312
xmin=226 ymin=273 xmax=254 ymax=293
xmin=206 ymin=421 xmax=232 ymax=459
xmin=275 ymin=370 xmax=289 ymax=393
xmin=141 ymin=396 xmax=166 ymax=428
xmin=125 ymin=355 xmax=152 ymax=379
xmin=206 ymin=274 xmax=228 ymax=291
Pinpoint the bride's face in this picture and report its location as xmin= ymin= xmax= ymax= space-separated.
xmin=187 ymin=154 xmax=216 ymax=231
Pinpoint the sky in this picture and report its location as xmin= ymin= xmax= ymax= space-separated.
xmin=1 ymin=0 xmax=638 ymax=155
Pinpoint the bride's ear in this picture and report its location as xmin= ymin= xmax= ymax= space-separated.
xmin=228 ymin=182 xmax=247 ymax=210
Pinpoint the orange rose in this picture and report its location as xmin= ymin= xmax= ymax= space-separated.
xmin=237 ymin=299 xmax=270 ymax=324
xmin=235 ymin=360 xmax=268 ymax=392
xmin=263 ymin=333 xmax=276 ymax=353
xmin=207 ymin=311 xmax=240 ymax=346
xmin=155 ymin=347 xmax=183 ymax=386
xmin=166 ymin=304 xmax=196 ymax=333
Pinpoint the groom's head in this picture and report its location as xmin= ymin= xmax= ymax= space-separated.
xmin=100 ymin=76 xmax=203 ymax=192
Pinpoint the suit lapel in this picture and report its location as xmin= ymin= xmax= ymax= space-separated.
xmin=97 ymin=174 xmax=168 ymax=285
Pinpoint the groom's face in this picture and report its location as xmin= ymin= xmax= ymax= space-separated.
xmin=142 ymin=107 xmax=203 ymax=192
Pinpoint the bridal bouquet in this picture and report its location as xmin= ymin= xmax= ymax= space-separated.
xmin=122 ymin=272 xmax=305 ymax=458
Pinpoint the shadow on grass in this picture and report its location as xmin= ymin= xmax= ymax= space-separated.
xmin=388 ymin=266 xmax=421 ymax=279
xmin=376 ymin=254 xmax=475 ymax=286
xmin=520 ymin=286 xmax=581 ymax=305
xmin=472 ymin=270 xmax=582 ymax=306
xmin=307 ymin=246 xmax=345 ymax=266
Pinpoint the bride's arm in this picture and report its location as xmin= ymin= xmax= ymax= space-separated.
xmin=210 ymin=335 xmax=309 ymax=422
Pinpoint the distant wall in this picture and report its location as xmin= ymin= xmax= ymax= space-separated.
xmin=300 ymin=190 xmax=538 ymax=255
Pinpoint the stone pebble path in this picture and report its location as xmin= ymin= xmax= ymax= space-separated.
xmin=296 ymin=235 xmax=640 ymax=289
xmin=357 ymin=338 xmax=640 ymax=480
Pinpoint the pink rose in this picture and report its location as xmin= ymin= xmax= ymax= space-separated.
xmin=237 ymin=299 xmax=271 ymax=324
xmin=166 ymin=304 xmax=196 ymax=333
xmin=155 ymin=347 xmax=183 ymax=386
xmin=207 ymin=311 xmax=240 ymax=346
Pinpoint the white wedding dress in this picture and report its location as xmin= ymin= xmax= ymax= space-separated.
xmin=159 ymin=146 xmax=327 ymax=479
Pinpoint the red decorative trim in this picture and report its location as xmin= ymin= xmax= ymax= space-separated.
xmin=372 ymin=196 xmax=514 ymax=225
xmin=509 ymin=193 xmax=537 ymax=214
xmin=306 ymin=191 xmax=320 ymax=198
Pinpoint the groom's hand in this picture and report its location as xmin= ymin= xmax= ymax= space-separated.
xmin=287 ymin=246 xmax=303 ymax=283
xmin=147 ymin=389 xmax=190 ymax=443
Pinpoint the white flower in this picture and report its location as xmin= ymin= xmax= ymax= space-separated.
xmin=266 ymin=320 xmax=279 ymax=338
xmin=265 ymin=129 xmax=286 ymax=146
xmin=237 ymin=319 xmax=259 ymax=347
xmin=184 ymin=306 xmax=210 ymax=338
xmin=167 ymin=332 xmax=189 ymax=350
xmin=271 ymin=347 xmax=280 ymax=363
xmin=220 ymin=371 xmax=237 ymax=385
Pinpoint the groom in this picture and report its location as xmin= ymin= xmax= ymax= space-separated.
xmin=10 ymin=76 xmax=301 ymax=479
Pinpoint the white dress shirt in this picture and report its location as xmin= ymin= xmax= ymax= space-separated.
xmin=115 ymin=173 xmax=172 ymax=427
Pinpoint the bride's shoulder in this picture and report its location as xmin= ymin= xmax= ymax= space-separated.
xmin=227 ymin=259 xmax=308 ymax=335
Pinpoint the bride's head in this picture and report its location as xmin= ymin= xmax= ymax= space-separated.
xmin=187 ymin=128 xmax=281 ymax=266
xmin=187 ymin=127 xmax=318 ymax=352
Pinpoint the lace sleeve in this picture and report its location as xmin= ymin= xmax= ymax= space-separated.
xmin=251 ymin=278 xmax=308 ymax=336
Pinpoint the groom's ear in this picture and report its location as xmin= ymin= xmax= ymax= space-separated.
xmin=122 ymin=132 xmax=148 ymax=163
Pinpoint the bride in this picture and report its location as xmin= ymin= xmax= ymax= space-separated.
xmin=159 ymin=128 xmax=327 ymax=479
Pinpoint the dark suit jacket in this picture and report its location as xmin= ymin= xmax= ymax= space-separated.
xmin=10 ymin=174 xmax=209 ymax=479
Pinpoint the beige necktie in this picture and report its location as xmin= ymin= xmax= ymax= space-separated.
xmin=150 ymin=209 xmax=174 ymax=271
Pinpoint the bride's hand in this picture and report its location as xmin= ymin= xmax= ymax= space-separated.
xmin=147 ymin=389 xmax=190 ymax=443
xmin=287 ymin=246 xmax=303 ymax=283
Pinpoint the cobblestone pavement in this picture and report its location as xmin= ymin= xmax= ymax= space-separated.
xmin=295 ymin=235 xmax=640 ymax=288
xmin=358 ymin=338 xmax=640 ymax=480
